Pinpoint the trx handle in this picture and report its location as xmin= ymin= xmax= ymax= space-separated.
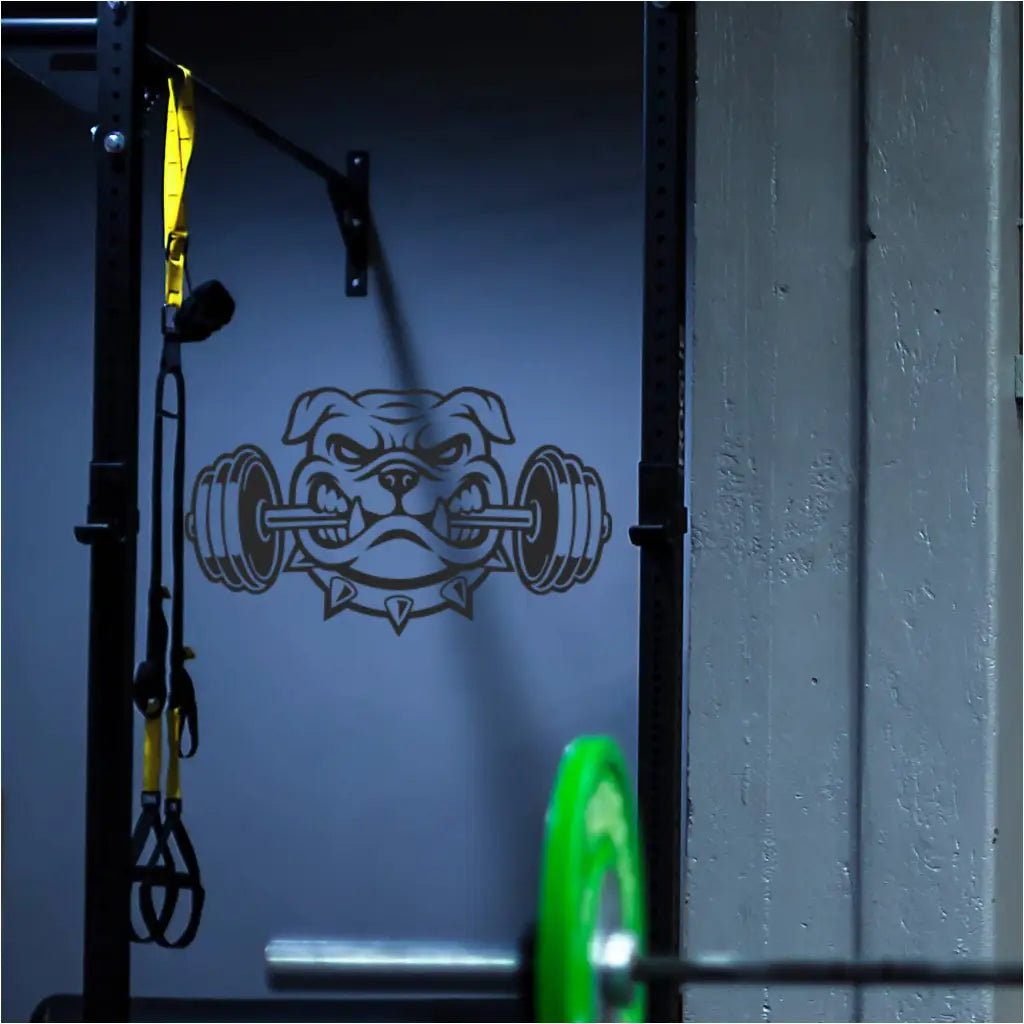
xmin=137 ymin=768 xmax=205 ymax=950
xmin=129 ymin=713 xmax=204 ymax=948
xmin=164 ymin=67 xmax=195 ymax=310
xmin=128 ymin=791 xmax=175 ymax=945
xmin=131 ymin=807 xmax=205 ymax=948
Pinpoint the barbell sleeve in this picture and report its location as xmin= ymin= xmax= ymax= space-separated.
xmin=258 ymin=504 xmax=536 ymax=533
xmin=265 ymin=939 xmax=523 ymax=995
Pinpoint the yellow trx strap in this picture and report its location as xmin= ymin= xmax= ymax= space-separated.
xmin=166 ymin=707 xmax=183 ymax=801
xmin=161 ymin=66 xmax=194 ymax=808
xmin=141 ymin=709 xmax=182 ymax=800
xmin=127 ymin=68 xmax=204 ymax=951
xmin=141 ymin=64 xmax=195 ymax=805
xmin=143 ymin=716 xmax=163 ymax=794
xmin=164 ymin=67 xmax=195 ymax=309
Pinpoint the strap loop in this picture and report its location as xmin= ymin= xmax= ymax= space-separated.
xmin=133 ymin=585 xmax=169 ymax=718
xmin=166 ymin=231 xmax=188 ymax=261
xmin=169 ymin=663 xmax=198 ymax=761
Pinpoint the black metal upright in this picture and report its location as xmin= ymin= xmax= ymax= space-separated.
xmin=76 ymin=3 xmax=147 ymax=1019
xmin=633 ymin=3 xmax=695 ymax=1021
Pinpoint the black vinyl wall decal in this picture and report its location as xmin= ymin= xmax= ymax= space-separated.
xmin=185 ymin=388 xmax=612 ymax=634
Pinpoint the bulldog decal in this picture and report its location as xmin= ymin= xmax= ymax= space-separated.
xmin=185 ymin=387 xmax=612 ymax=634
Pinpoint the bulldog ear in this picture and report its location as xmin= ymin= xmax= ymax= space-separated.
xmin=442 ymin=388 xmax=515 ymax=445
xmin=282 ymin=388 xmax=354 ymax=445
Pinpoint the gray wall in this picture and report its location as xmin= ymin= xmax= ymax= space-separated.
xmin=686 ymin=4 xmax=861 ymax=1021
xmin=1 ymin=5 xmax=644 ymax=1021
xmin=685 ymin=3 xmax=1022 ymax=1023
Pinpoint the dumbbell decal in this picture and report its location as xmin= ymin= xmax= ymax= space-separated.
xmin=511 ymin=446 xmax=611 ymax=593
xmin=185 ymin=445 xmax=612 ymax=597
xmin=186 ymin=447 xmax=284 ymax=595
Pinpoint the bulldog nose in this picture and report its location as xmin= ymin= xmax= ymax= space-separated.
xmin=379 ymin=467 xmax=419 ymax=498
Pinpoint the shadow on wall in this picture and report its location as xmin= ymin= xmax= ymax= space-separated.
xmin=183 ymin=218 xmax=614 ymax=923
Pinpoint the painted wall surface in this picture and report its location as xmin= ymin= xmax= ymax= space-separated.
xmin=685 ymin=3 xmax=1022 ymax=1023
xmin=0 ymin=5 xmax=644 ymax=1021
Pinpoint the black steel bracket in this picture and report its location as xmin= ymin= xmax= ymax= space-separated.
xmin=328 ymin=151 xmax=370 ymax=298
xmin=74 ymin=461 xmax=138 ymax=546
xmin=629 ymin=463 xmax=688 ymax=548
xmin=4 ymin=24 xmax=373 ymax=300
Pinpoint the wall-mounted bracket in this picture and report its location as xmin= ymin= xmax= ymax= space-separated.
xmin=629 ymin=462 xmax=688 ymax=548
xmin=328 ymin=151 xmax=370 ymax=298
xmin=74 ymin=459 xmax=135 ymax=545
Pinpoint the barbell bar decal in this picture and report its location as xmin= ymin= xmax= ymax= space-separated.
xmin=184 ymin=445 xmax=613 ymax=598
xmin=257 ymin=503 xmax=540 ymax=535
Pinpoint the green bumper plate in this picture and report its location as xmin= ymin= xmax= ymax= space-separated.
xmin=536 ymin=736 xmax=647 ymax=1022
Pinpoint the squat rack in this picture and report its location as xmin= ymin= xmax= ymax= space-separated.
xmin=1 ymin=4 xmax=693 ymax=1021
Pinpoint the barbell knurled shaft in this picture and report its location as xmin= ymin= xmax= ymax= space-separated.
xmin=259 ymin=504 xmax=535 ymax=533
xmin=633 ymin=955 xmax=1023 ymax=988
xmin=263 ymin=936 xmax=1022 ymax=999
xmin=265 ymin=939 xmax=523 ymax=995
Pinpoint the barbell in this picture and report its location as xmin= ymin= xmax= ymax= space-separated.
xmin=185 ymin=445 xmax=612 ymax=597
xmin=265 ymin=737 xmax=1021 ymax=1022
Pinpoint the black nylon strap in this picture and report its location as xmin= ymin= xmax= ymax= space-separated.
xmin=164 ymin=353 xmax=198 ymax=759
xmin=129 ymin=323 xmax=203 ymax=948
xmin=132 ymin=368 xmax=171 ymax=720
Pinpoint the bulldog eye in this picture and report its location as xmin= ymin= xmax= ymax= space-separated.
xmin=328 ymin=434 xmax=372 ymax=465
xmin=423 ymin=435 xmax=468 ymax=467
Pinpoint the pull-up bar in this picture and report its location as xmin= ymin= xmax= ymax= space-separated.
xmin=1 ymin=17 xmax=365 ymax=207
xmin=0 ymin=15 xmax=95 ymax=45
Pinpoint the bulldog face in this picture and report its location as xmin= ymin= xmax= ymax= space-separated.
xmin=283 ymin=388 xmax=514 ymax=584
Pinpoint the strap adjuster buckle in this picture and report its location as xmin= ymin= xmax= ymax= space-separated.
xmin=165 ymin=231 xmax=188 ymax=262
